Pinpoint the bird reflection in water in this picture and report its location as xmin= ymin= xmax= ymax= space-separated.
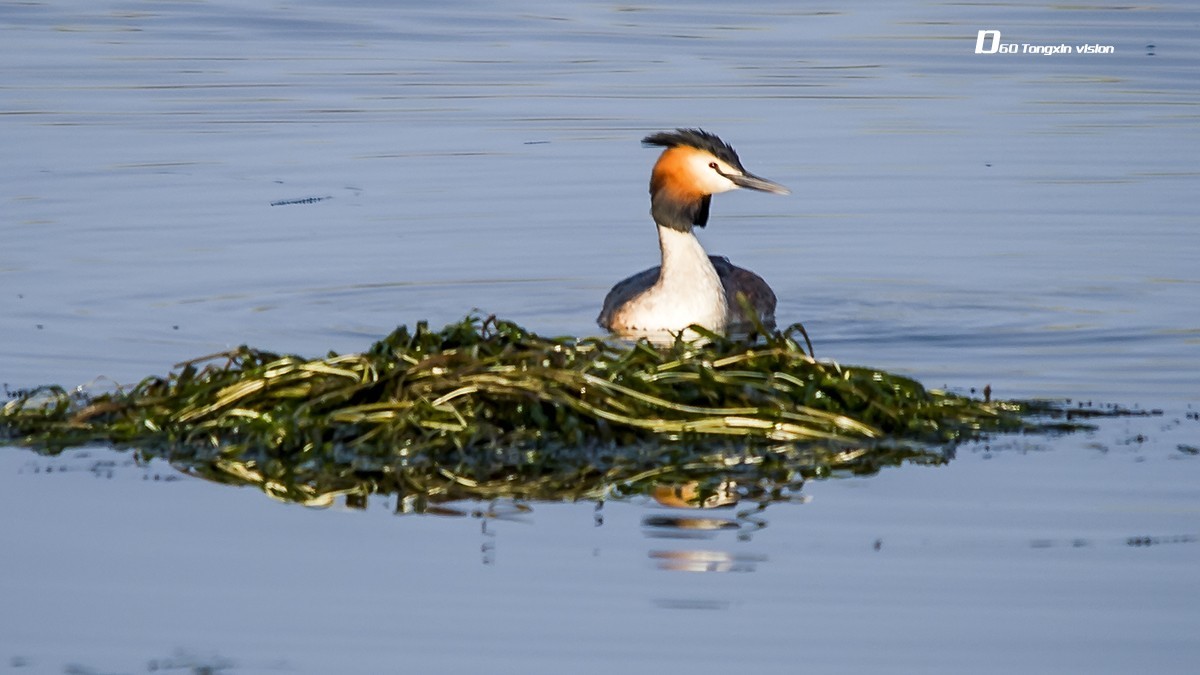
xmin=641 ymin=479 xmax=804 ymax=575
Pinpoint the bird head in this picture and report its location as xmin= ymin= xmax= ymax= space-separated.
xmin=643 ymin=128 xmax=788 ymax=231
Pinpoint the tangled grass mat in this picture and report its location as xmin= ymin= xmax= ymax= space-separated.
xmin=2 ymin=316 xmax=1118 ymax=511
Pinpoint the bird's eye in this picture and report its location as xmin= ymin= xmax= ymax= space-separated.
xmin=708 ymin=162 xmax=719 ymax=170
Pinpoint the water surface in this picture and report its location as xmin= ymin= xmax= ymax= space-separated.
xmin=2 ymin=1 xmax=1198 ymax=673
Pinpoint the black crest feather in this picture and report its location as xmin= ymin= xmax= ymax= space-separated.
xmin=642 ymin=128 xmax=745 ymax=172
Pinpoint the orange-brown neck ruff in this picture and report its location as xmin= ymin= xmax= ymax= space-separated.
xmin=649 ymin=147 xmax=712 ymax=232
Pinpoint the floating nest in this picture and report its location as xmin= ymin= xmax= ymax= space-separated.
xmin=1 ymin=316 xmax=1093 ymax=511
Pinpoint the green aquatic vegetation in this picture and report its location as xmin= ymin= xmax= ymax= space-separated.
xmin=1 ymin=316 xmax=1079 ymax=510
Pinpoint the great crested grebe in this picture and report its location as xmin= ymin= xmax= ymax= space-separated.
xmin=597 ymin=129 xmax=789 ymax=335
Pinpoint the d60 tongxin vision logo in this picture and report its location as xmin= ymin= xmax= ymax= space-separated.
xmin=974 ymin=30 xmax=1114 ymax=55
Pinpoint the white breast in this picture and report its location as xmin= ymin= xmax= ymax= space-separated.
xmin=610 ymin=225 xmax=728 ymax=332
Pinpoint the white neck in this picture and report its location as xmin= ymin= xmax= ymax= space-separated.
xmin=644 ymin=224 xmax=728 ymax=331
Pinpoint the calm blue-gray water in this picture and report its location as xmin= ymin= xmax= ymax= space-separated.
xmin=2 ymin=1 xmax=1198 ymax=673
